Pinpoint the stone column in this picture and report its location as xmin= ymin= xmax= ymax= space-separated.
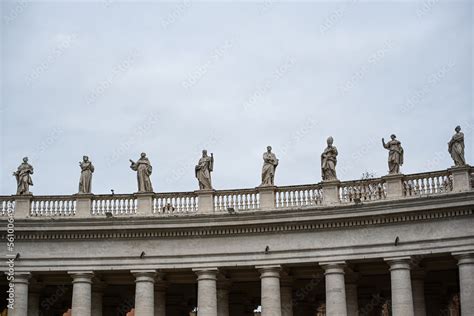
xmin=280 ymin=274 xmax=293 ymax=316
xmin=28 ymin=279 xmax=42 ymax=316
xmin=132 ymin=270 xmax=156 ymax=316
xmin=411 ymin=270 xmax=426 ymax=316
xmin=91 ymin=280 xmax=106 ymax=316
xmin=8 ymin=272 xmax=31 ymax=316
xmin=194 ymin=268 xmax=218 ymax=316
xmin=69 ymin=271 xmax=94 ymax=316
xmin=217 ymin=277 xmax=231 ymax=316
xmin=386 ymin=258 xmax=414 ymax=316
xmin=455 ymin=253 xmax=474 ymax=315
xmin=154 ymin=273 xmax=166 ymax=316
xmin=345 ymin=272 xmax=359 ymax=316
xmin=257 ymin=186 xmax=276 ymax=210
xmin=322 ymin=262 xmax=347 ymax=316
xmin=257 ymin=265 xmax=282 ymax=316
xmin=196 ymin=189 xmax=215 ymax=214
xmin=321 ymin=180 xmax=341 ymax=205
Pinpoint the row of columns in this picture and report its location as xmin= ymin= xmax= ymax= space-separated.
xmin=7 ymin=253 xmax=474 ymax=316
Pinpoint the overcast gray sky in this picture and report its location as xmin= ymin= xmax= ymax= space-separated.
xmin=1 ymin=0 xmax=472 ymax=196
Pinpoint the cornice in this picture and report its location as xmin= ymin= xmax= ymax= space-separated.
xmin=3 ymin=205 xmax=473 ymax=241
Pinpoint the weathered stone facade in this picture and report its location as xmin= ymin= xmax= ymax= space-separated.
xmin=1 ymin=166 xmax=473 ymax=315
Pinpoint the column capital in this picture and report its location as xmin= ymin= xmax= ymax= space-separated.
xmin=320 ymin=261 xmax=346 ymax=274
xmin=256 ymin=265 xmax=281 ymax=278
xmin=453 ymin=252 xmax=474 ymax=265
xmin=69 ymin=271 xmax=94 ymax=284
xmin=131 ymin=269 xmax=157 ymax=283
xmin=7 ymin=272 xmax=31 ymax=284
xmin=385 ymin=257 xmax=413 ymax=270
xmin=193 ymin=268 xmax=219 ymax=281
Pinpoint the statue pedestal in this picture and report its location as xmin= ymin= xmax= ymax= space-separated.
xmin=382 ymin=173 xmax=405 ymax=199
xmin=449 ymin=165 xmax=472 ymax=192
xmin=134 ymin=192 xmax=155 ymax=216
xmin=321 ymin=180 xmax=341 ymax=205
xmin=257 ymin=186 xmax=276 ymax=210
xmin=74 ymin=193 xmax=93 ymax=218
xmin=13 ymin=194 xmax=32 ymax=219
xmin=195 ymin=189 xmax=215 ymax=214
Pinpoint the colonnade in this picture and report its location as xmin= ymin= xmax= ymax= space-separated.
xmin=7 ymin=253 xmax=474 ymax=316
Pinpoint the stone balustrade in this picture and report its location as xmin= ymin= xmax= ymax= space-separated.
xmin=91 ymin=194 xmax=137 ymax=216
xmin=402 ymin=169 xmax=452 ymax=197
xmin=339 ymin=178 xmax=386 ymax=203
xmin=275 ymin=184 xmax=323 ymax=208
xmin=153 ymin=192 xmax=198 ymax=214
xmin=1 ymin=167 xmax=472 ymax=219
xmin=30 ymin=195 xmax=76 ymax=217
xmin=214 ymin=188 xmax=260 ymax=212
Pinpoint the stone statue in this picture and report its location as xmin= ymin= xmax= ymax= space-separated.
xmin=195 ymin=149 xmax=214 ymax=190
xmin=448 ymin=125 xmax=466 ymax=166
xmin=382 ymin=134 xmax=404 ymax=174
xmin=321 ymin=136 xmax=338 ymax=181
xmin=78 ymin=156 xmax=94 ymax=194
xmin=129 ymin=153 xmax=153 ymax=192
xmin=260 ymin=146 xmax=279 ymax=186
xmin=13 ymin=157 xmax=34 ymax=195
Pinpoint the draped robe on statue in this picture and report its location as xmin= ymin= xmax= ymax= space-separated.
xmin=195 ymin=156 xmax=213 ymax=190
xmin=448 ymin=132 xmax=465 ymax=166
xmin=261 ymin=152 xmax=278 ymax=186
xmin=130 ymin=158 xmax=153 ymax=192
xmin=14 ymin=162 xmax=33 ymax=195
xmin=321 ymin=145 xmax=338 ymax=180
xmin=383 ymin=140 xmax=404 ymax=174
xmin=79 ymin=161 xmax=94 ymax=193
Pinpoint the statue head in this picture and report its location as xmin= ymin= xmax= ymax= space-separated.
xmin=327 ymin=136 xmax=334 ymax=146
xmin=140 ymin=152 xmax=146 ymax=158
xmin=390 ymin=134 xmax=396 ymax=140
xmin=83 ymin=155 xmax=89 ymax=162
xmin=455 ymin=125 xmax=461 ymax=132
xmin=202 ymin=149 xmax=207 ymax=157
xmin=267 ymin=146 xmax=272 ymax=152
xmin=22 ymin=157 xmax=28 ymax=163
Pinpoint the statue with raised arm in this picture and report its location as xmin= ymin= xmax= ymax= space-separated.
xmin=78 ymin=156 xmax=94 ymax=194
xmin=260 ymin=146 xmax=279 ymax=186
xmin=321 ymin=136 xmax=338 ymax=181
xmin=448 ymin=125 xmax=466 ymax=166
xmin=195 ymin=149 xmax=214 ymax=190
xmin=382 ymin=134 xmax=404 ymax=174
xmin=129 ymin=153 xmax=153 ymax=192
xmin=13 ymin=157 xmax=34 ymax=195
